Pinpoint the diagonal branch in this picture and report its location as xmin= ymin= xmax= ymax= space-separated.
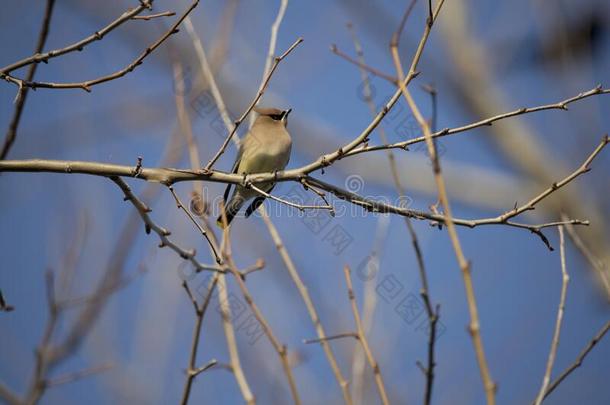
xmin=0 ymin=1 xmax=152 ymax=74
xmin=221 ymin=222 xmax=301 ymax=405
xmin=1 ymin=0 xmax=56 ymax=160
xmin=1 ymin=1 xmax=200 ymax=92
xmin=248 ymin=0 xmax=289 ymax=128
xmin=110 ymin=176 xmax=222 ymax=273
xmin=391 ymin=1 xmax=497 ymax=403
xmin=343 ymin=266 xmax=390 ymax=405
xmin=183 ymin=8 xmax=352 ymax=401
xmin=168 ymin=185 xmax=221 ymax=263
xmin=534 ymin=226 xmax=569 ymax=405
xmin=247 ymin=182 xmax=333 ymax=211
xmin=343 ymin=86 xmax=610 ymax=158
xmin=540 ymin=321 xmax=610 ymax=401
xmin=180 ymin=277 xmax=219 ymax=405
xmin=131 ymin=11 xmax=176 ymax=20
xmin=203 ymin=37 xmax=303 ymax=171
xmin=561 ymin=214 xmax=610 ymax=299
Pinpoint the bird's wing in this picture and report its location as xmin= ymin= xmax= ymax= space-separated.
xmin=223 ymin=145 xmax=243 ymax=202
xmin=245 ymin=197 xmax=266 ymax=218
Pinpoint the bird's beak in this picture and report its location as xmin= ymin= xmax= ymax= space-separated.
xmin=282 ymin=108 xmax=292 ymax=123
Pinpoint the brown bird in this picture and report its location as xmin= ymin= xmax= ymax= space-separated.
xmin=217 ymin=107 xmax=292 ymax=227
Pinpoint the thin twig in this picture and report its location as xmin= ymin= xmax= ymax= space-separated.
xmin=110 ymin=177 xmax=223 ymax=273
xmin=168 ymin=185 xmax=221 ymax=263
xmin=541 ymin=321 xmax=610 ymax=401
xmin=191 ymin=359 xmax=218 ymax=378
xmin=350 ymin=15 xmax=439 ymax=404
xmin=260 ymin=209 xmax=352 ymax=404
xmin=216 ymin=271 xmax=256 ymax=404
xmin=1 ymin=1 xmax=200 ymax=92
xmin=1 ymin=0 xmax=56 ymax=160
xmin=186 ymin=9 xmax=352 ymax=401
xmin=391 ymin=1 xmax=496 ymax=404
xmin=57 ymin=265 xmax=148 ymax=309
xmin=561 ymin=213 xmax=610 ymax=299
xmin=184 ymin=17 xmax=235 ymax=146
xmin=344 ymin=86 xmax=610 ymax=157
xmin=222 ymin=221 xmax=301 ymax=405
xmin=173 ymin=55 xmax=256 ymax=404
xmin=0 ymin=382 xmax=20 ymax=405
xmin=389 ymin=0 xmax=418 ymax=49
xmin=240 ymin=258 xmax=266 ymax=278
xmin=534 ymin=226 xmax=569 ymax=405
xmin=248 ymin=182 xmax=333 ymax=211
xmin=330 ymin=44 xmax=398 ymax=84
xmin=249 ymin=0 xmax=289 ymax=128
xmin=131 ymin=11 xmax=176 ymax=20
xmin=343 ymin=266 xmax=390 ymax=405
xmin=203 ymin=37 xmax=303 ymax=171
xmin=45 ymin=363 xmax=113 ymax=387
xmin=303 ymin=332 xmax=359 ymax=344
xmin=180 ymin=277 xmax=219 ymax=405
xmin=303 ymin=133 xmax=608 ymax=248
xmin=349 ymin=216 xmax=389 ymax=405
xmin=0 ymin=1 xmax=152 ymax=74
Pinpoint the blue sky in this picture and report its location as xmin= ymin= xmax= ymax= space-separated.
xmin=1 ymin=0 xmax=609 ymax=404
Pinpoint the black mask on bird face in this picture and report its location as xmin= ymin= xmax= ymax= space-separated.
xmin=254 ymin=107 xmax=292 ymax=126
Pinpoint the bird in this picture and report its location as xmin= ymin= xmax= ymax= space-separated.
xmin=217 ymin=107 xmax=292 ymax=228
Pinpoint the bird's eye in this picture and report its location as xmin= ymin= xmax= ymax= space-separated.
xmin=271 ymin=114 xmax=282 ymax=120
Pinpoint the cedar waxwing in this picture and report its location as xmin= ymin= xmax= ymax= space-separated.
xmin=217 ymin=107 xmax=292 ymax=228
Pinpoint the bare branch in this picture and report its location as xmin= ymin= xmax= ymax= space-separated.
xmin=190 ymin=359 xmax=218 ymax=378
xmin=248 ymin=182 xmax=333 ymax=212
xmin=541 ymin=321 xmax=610 ymax=401
xmin=45 ymin=363 xmax=113 ymax=388
xmin=2 ymin=134 xmax=605 ymax=249
xmin=0 ymin=1 xmax=151 ymax=74
xmin=260 ymin=209 xmax=352 ymax=403
xmin=345 ymin=86 xmax=610 ymax=157
xmin=183 ymin=7 xmax=351 ymax=401
xmin=204 ymin=37 xmax=304 ymax=171
xmin=534 ymin=226 xmax=569 ymax=405
xmin=249 ymin=0 xmax=289 ymax=128
xmin=562 ymin=213 xmax=610 ymax=299
xmin=1 ymin=0 xmax=56 ymax=160
xmin=168 ymin=185 xmax=221 ymax=263
xmin=349 ymin=16 xmax=439 ymax=403
xmin=180 ymin=277 xmax=219 ymax=405
xmin=303 ymin=332 xmax=359 ymax=344
xmin=391 ymin=1 xmax=496 ymax=403
xmin=330 ymin=44 xmax=398 ymax=84
xmin=131 ymin=11 xmax=176 ymax=20
xmin=110 ymin=177 xmax=222 ymax=273
xmin=216 ymin=271 xmax=255 ymax=404
xmin=1 ymin=1 xmax=200 ymax=92
xmin=222 ymin=225 xmax=301 ymax=404
xmin=343 ymin=266 xmax=390 ymax=405
xmin=184 ymin=17 xmax=235 ymax=148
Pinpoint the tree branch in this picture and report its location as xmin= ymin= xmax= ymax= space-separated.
xmin=203 ymin=37 xmax=303 ymax=171
xmin=1 ymin=0 xmax=56 ymax=159
xmin=533 ymin=226 xmax=569 ymax=405
xmin=1 ymin=1 xmax=199 ymax=92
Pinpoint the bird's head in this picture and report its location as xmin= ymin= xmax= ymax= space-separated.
xmin=253 ymin=107 xmax=292 ymax=127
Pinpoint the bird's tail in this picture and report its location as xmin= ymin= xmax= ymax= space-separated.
xmin=217 ymin=194 xmax=245 ymax=229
